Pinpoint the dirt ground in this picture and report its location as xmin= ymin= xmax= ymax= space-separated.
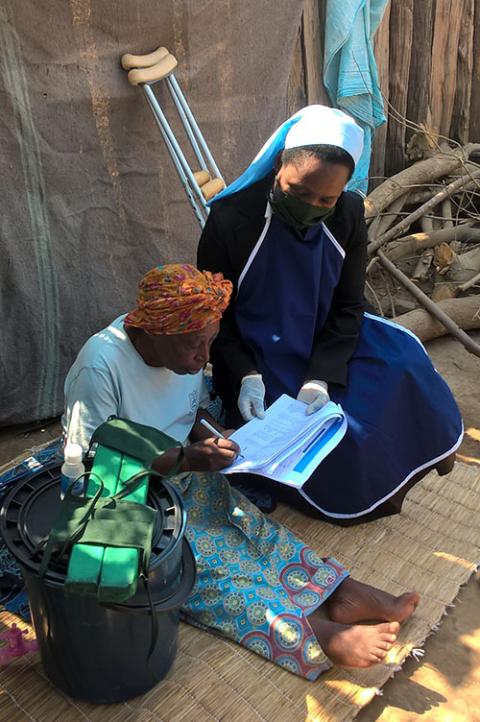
xmin=0 ymin=332 xmax=479 ymax=722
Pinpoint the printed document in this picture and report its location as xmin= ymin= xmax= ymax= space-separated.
xmin=223 ymin=394 xmax=347 ymax=488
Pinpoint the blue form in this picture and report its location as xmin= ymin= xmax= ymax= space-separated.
xmin=293 ymin=418 xmax=344 ymax=474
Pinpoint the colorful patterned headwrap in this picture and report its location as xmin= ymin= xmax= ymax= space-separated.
xmin=124 ymin=264 xmax=233 ymax=335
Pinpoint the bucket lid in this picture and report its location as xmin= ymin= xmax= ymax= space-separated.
xmin=0 ymin=465 xmax=186 ymax=589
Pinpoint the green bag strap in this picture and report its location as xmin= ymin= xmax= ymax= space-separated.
xmin=90 ymin=417 xmax=182 ymax=468
xmin=106 ymin=462 xmax=184 ymax=503
xmin=37 ymin=473 xmax=105 ymax=577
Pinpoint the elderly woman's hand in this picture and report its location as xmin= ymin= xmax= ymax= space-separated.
xmin=184 ymin=437 xmax=241 ymax=472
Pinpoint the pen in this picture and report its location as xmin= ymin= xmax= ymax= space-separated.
xmin=199 ymin=418 xmax=245 ymax=459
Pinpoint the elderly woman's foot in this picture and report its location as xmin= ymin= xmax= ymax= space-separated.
xmin=326 ymin=578 xmax=420 ymax=625
xmin=310 ymin=617 xmax=400 ymax=668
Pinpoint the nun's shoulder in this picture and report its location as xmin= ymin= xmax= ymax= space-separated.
xmin=325 ymin=191 xmax=367 ymax=249
xmin=336 ymin=190 xmax=365 ymax=218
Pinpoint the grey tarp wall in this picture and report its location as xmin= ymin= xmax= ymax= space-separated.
xmin=0 ymin=0 xmax=303 ymax=425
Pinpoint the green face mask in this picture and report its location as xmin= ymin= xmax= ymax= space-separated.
xmin=269 ymin=184 xmax=335 ymax=229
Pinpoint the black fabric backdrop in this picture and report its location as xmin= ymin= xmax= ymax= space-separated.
xmin=0 ymin=0 xmax=303 ymax=424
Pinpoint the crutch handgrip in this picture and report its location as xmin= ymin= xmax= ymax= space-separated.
xmin=121 ymin=46 xmax=171 ymax=70
xmin=201 ymin=178 xmax=225 ymax=201
xmin=193 ymin=170 xmax=211 ymax=187
xmin=127 ymin=55 xmax=178 ymax=86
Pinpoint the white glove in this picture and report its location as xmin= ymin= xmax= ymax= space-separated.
xmin=297 ymin=380 xmax=330 ymax=415
xmin=238 ymin=374 xmax=266 ymax=421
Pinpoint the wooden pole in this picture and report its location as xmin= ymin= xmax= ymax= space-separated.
xmin=430 ymin=0 xmax=465 ymax=137
xmin=406 ymin=0 xmax=434 ymax=135
xmin=385 ymin=0 xmax=413 ymax=176
xmin=451 ymin=0 xmax=474 ymax=144
xmin=370 ymin=1 xmax=391 ymax=190
xmin=469 ymin=0 xmax=480 ymax=140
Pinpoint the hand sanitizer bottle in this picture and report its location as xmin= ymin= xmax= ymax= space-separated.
xmin=60 ymin=443 xmax=85 ymax=498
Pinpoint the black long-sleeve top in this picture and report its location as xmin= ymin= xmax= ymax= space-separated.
xmin=197 ymin=173 xmax=368 ymax=404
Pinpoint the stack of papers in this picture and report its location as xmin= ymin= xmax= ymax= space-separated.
xmin=223 ymin=394 xmax=347 ymax=488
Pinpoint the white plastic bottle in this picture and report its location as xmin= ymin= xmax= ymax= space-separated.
xmin=60 ymin=443 xmax=85 ymax=498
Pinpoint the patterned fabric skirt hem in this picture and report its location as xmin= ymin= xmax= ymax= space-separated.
xmin=171 ymin=471 xmax=350 ymax=680
xmin=181 ymin=610 xmax=335 ymax=680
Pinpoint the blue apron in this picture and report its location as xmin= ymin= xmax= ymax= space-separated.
xmin=235 ymin=208 xmax=463 ymax=519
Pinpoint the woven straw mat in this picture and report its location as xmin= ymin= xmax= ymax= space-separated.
xmin=0 ymin=462 xmax=478 ymax=722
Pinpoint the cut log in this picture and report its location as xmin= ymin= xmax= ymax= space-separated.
xmin=385 ymin=225 xmax=479 ymax=262
xmin=431 ymin=246 xmax=480 ymax=300
xmin=394 ymin=295 xmax=480 ymax=342
xmin=405 ymin=187 xmax=438 ymax=205
xmin=458 ymin=270 xmax=480 ymax=292
xmin=412 ymin=249 xmax=434 ymax=281
xmin=364 ymin=143 xmax=480 ymax=220
xmin=444 ymin=246 xmax=480 ymax=283
xmin=368 ymin=165 xmax=480 ymax=255
xmin=378 ymin=250 xmax=480 ymax=356
xmin=431 ymin=282 xmax=457 ymax=302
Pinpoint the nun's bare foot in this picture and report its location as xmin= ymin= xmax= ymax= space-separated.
xmin=326 ymin=578 xmax=420 ymax=625
xmin=310 ymin=617 xmax=400 ymax=668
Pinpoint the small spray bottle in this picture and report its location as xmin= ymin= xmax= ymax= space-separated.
xmin=60 ymin=443 xmax=85 ymax=498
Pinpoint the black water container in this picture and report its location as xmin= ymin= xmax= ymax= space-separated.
xmin=0 ymin=467 xmax=196 ymax=703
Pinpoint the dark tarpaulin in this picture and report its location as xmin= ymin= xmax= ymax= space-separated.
xmin=0 ymin=0 xmax=303 ymax=425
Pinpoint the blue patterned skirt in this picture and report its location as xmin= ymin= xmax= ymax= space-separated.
xmin=171 ymin=471 xmax=349 ymax=680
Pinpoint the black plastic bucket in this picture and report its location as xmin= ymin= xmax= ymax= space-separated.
xmin=0 ymin=466 xmax=196 ymax=703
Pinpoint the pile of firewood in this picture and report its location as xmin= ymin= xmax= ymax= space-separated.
xmin=365 ymin=136 xmax=480 ymax=357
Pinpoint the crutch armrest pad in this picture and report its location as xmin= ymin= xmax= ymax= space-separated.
xmin=121 ymin=46 xmax=171 ymax=70
xmin=127 ymin=54 xmax=178 ymax=86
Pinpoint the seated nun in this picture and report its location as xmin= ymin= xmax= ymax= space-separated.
xmin=197 ymin=104 xmax=463 ymax=525
xmin=63 ymin=263 xmax=419 ymax=679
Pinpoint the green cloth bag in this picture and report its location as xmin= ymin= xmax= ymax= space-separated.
xmin=38 ymin=417 xmax=185 ymax=603
xmin=38 ymin=471 xmax=157 ymax=597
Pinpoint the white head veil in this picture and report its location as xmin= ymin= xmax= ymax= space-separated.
xmin=210 ymin=105 xmax=364 ymax=204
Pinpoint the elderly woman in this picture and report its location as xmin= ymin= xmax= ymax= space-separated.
xmin=197 ymin=105 xmax=463 ymax=524
xmin=63 ymin=263 xmax=419 ymax=680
